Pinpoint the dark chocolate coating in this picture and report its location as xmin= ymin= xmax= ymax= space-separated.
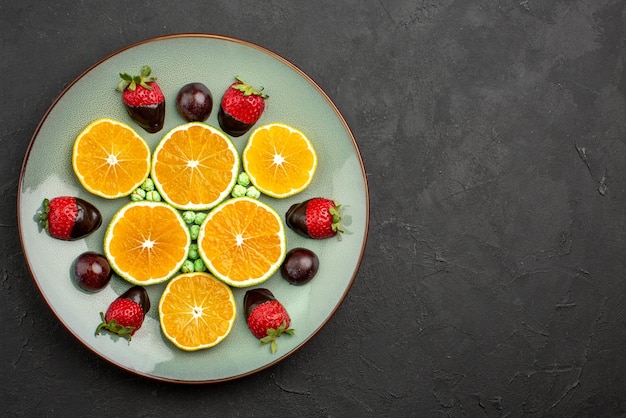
xmin=244 ymin=288 xmax=276 ymax=320
xmin=217 ymin=107 xmax=253 ymax=137
xmin=119 ymin=285 xmax=151 ymax=315
xmin=73 ymin=251 xmax=112 ymax=292
xmin=125 ymin=101 xmax=165 ymax=133
xmin=70 ymin=198 xmax=102 ymax=240
xmin=176 ymin=82 xmax=213 ymax=122
xmin=285 ymin=200 xmax=311 ymax=238
xmin=280 ymin=247 xmax=319 ymax=285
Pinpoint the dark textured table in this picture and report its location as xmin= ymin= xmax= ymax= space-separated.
xmin=3 ymin=1 xmax=626 ymax=416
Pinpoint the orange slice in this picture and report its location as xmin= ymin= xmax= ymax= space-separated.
xmin=72 ymin=118 xmax=151 ymax=199
xmin=151 ymin=122 xmax=239 ymax=210
xmin=197 ymin=197 xmax=286 ymax=287
xmin=159 ymin=272 xmax=236 ymax=351
xmin=242 ymin=122 xmax=317 ymax=198
xmin=104 ymin=201 xmax=190 ymax=286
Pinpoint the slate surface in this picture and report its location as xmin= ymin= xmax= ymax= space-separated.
xmin=3 ymin=1 xmax=626 ymax=416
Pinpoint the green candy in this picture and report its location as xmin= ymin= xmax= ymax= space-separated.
xmin=237 ymin=172 xmax=251 ymax=187
xmin=130 ymin=188 xmax=146 ymax=201
xmin=193 ymin=258 xmax=207 ymax=272
xmin=189 ymin=224 xmax=200 ymax=240
xmin=231 ymin=184 xmax=247 ymax=198
xmin=246 ymin=186 xmax=261 ymax=199
xmin=188 ymin=243 xmax=199 ymax=260
xmin=193 ymin=212 xmax=207 ymax=225
xmin=140 ymin=177 xmax=155 ymax=191
xmin=182 ymin=211 xmax=196 ymax=224
xmin=180 ymin=259 xmax=194 ymax=273
xmin=145 ymin=190 xmax=161 ymax=202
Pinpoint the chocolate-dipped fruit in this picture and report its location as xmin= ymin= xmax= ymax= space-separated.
xmin=218 ymin=76 xmax=267 ymax=137
xmin=38 ymin=196 xmax=102 ymax=241
xmin=285 ymin=197 xmax=343 ymax=239
xmin=119 ymin=285 xmax=151 ymax=315
xmin=176 ymin=82 xmax=213 ymax=122
xmin=244 ymin=288 xmax=276 ymax=319
xmin=95 ymin=285 xmax=150 ymax=341
xmin=73 ymin=251 xmax=112 ymax=292
xmin=280 ymin=248 xmax=319 ymax=285
xmin=118 ymin=65 xmax=165 ymax=133
xmin=244 ymin=288 xmax=294 ymax=353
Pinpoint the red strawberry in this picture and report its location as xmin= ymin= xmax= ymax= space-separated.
xmin=95 ymin=286 xmax=150 ymax=341
xmin=244 ymin=288 xmax=294 ymax=353
xmin=37 ymin=196 xmax=102 ymax=240
xmin=285 ymin=197 xmax=343 ymax=239
xmin=218 ymin=76 xmax=268 ymax=137
xmin=117 ymin=65 xmax=165 ymax=133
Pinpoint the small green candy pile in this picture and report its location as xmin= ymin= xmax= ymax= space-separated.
xmin=179 ymin=210 xmax=208 ymax=273
xmin=231 ymin=172 xmax=260 ymax=199
xmin=130 ymin=177 xmax=162 ymax=202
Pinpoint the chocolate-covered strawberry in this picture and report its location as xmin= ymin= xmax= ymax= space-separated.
xmin=37 ymin=196 xmax=102 ymax=240
xmin=244 ymin=288 xmax=294 ymax=353
xmin=218 ymin=76 xmax=268 ymax=137
xmin=95 ymin=286 xmax=150 ymax=341
xmin=285 ymin=197 xmax=343 ymax=239
xmin=117 ymin=65 xmax=165 ymax=133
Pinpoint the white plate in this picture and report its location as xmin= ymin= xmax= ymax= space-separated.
xmin=18 ymin=34 xmax=369 ymax=383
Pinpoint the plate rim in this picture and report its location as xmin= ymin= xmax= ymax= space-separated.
xmin=17 ymin=33 xmax=370 ymax=384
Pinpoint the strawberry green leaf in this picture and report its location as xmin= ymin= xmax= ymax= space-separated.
xmin=117 ymin=73 xmax=134 ymax=92
xmin=232 ymin=76 xmax=268 ymax=98
xmin=117 ymin=66 xmax=155 ymax=92
xmin=257 ymin=321 xmax=294 ymax=353
xmin=140 ymin=65 xmax=152 ymax=78
xmin=95 ymin=312 xmax=135 ymax=342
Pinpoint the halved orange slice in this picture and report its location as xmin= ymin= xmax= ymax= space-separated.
xmin=104 ymin=201 xmax=190 ymax=286
xmin=197 ymin=197 xmax=286 ymax=287
xmin=151 ymin=122 xmax=239 ymax=210
xmin=72 ymin=118 xmax=151 ymax=199
xmin=159 ymin=272 xmax=236 ymax=351
xmin=242 ymin=122 xmax=317 ymax=198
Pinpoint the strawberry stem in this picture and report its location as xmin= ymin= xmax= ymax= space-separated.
xmin=233 ymin=76 xmax=269 ymax=99
xmin=259 ymin=322 xmax=294 ymax=353
xmin=36 ymin=198 xmax=51 ymax=230
xmin=117 ymin=65 xmax=156 ymax=92
xmin=95 ymin=312 xmax=135 ymax=341
xmin=329 ymin=204 xmax=344 ymax=235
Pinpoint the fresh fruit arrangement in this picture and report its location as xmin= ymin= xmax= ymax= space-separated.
xmin=36 ymin=65 xmax=348 ymax=356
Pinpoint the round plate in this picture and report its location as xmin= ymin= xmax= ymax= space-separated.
xmin=17 ymin=34 xmax=369 ymax=383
